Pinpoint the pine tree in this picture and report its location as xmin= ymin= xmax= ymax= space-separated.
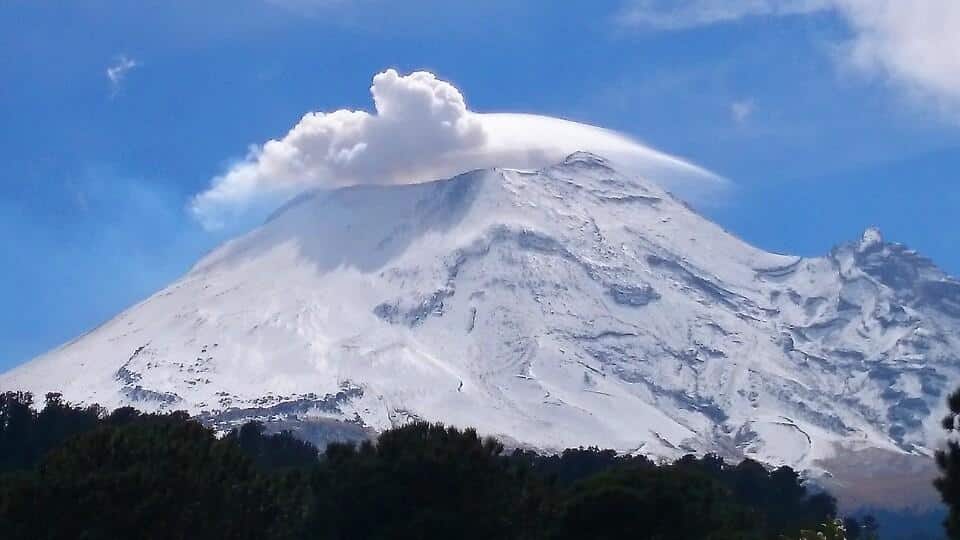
xmin=936 ymin=388 xmax=960 ymax=539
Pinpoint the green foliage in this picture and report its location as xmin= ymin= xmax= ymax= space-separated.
xmin=0 ymin=405 xmax=288 ymax=539
xmin=786 ymin=518 xmax=848 ymax=540
xmin=0 ymin=391 xmax=847 ymax=539
xmin=550 ymin=466 xmax=758 ymax=540
xmin=0 ymin=391 xmax=101 ymax=472
xmin=223 ymin=420 xmax=319 ymax=470
xmin=510 ymin=446 xmax=633 ymax=485
xmin=938 ymin=387 xmax=960 ymax=539
xmin=314 ymin=422 xmax=539 ymax=539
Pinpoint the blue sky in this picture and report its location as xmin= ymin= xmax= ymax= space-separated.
xmin=2 ymin=0 xmax=958 ymax=370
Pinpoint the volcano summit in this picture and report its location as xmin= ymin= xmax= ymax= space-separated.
xmin=4 ymin=153 xmax=959 ymax=493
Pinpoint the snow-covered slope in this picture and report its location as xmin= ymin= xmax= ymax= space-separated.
xmin=4 ymin=152 xmax=959 ymax=481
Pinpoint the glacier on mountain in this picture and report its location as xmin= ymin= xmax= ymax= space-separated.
xmin=3 ymin=152 xmax=959 ymax=493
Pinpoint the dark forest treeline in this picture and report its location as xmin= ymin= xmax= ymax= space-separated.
xmin=0 ymin=391 xmax=875 ymax=539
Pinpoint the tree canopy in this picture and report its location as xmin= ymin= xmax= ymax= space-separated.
xmin=0 ymin=390 xmax=857 ymax=539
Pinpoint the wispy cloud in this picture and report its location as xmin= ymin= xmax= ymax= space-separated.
xmin=730 ymin=99 xmax=755 ymax=124
xmin=106 ymin=55 xmax=139 ymax=96
xmin=619 ymin=0 xmax=960 ymax=119
xmin=619 ymin=0 xmax=829 ymax=30
xmin=191 ymin=69 xmax=723 ymax=229
xmin=837 ymin=1 xmax=960 ymax=117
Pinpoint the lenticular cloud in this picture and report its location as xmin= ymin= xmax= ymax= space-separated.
xmin=191 ymin=69 xmax=722 ymax=228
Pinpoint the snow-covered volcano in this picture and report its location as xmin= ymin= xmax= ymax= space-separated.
xmin=4 ymin=152 xmax=959 ymax=483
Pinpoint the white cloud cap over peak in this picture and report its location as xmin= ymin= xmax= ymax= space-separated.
xmin=620 ymin=0 xmax=960 ymax=118
xmin=191 ymin=69 xmax=722 ymax=229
